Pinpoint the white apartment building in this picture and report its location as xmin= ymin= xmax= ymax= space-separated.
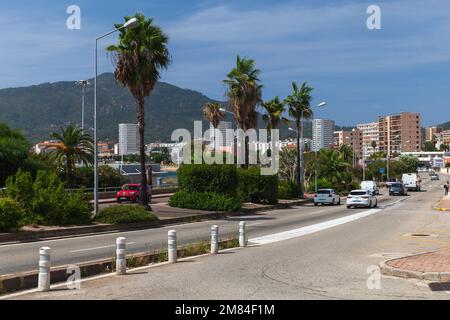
xmin=209 ymin=121 xmax=233 ymax=148
xmin=357 ymin=122 xmax=379 ymax=159
xmin=312 ymin=119 xmax=335 ymax=152
xmin=118 ymin=123 xmax=139 ymax=155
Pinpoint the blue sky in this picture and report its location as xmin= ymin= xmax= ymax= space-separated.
xmin=1 ymin=0 xmax=449 ymax=126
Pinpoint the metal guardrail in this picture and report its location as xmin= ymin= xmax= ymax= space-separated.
xmin=66 ymin=184 xmax=178 ymax=193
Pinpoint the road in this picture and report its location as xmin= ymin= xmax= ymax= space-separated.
xmin=0 ymin=174 xmax=441 ymax=278
xmin=5 ymin=173 xmax=450 ymax=300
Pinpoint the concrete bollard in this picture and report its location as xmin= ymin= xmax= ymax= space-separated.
xmin=211 ymin=225 xmax=219 ymax=254
xmin=116 ymin=237 xmax=127 ymax=275
xmin=38 ymin=247 xmax=51 ymax=291
xmin=168 ymin=230 xmax=177 ymax=263
xmin=239 ymin=221 xmax=247 ymax=247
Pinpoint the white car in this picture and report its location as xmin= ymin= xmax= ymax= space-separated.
xmin=346 ymin=190 xmax=378 ymax=208
xmin=314 ymin=189 xmax=341 ymax=206
xmin=360 ymin=180 xmax=379 ymax=195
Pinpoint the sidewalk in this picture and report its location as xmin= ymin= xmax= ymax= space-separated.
xmin=434 ymin=196 xmax=450 ymax=212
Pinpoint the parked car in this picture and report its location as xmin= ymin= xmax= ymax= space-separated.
xmin=115 ymin=184 xmax=152 ymax=203
xmin=360 ymin=180 xmax=379 ymax=195
xmin=417 ymin=167 xmax=428 ymax=173
xmin=346 ymin=190 xmax=378 ymax=208
xmin=430 ymin=173 xmax=440 ymax=181
xmin=389 ymin=183 xmax=408 ymax=196
xmin=314 ymin=189 xmax=341 ymax=206
xmin=402 ymin=173 xmax=421 ymax=191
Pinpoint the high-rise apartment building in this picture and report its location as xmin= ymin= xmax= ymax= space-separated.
xmin=425 ymin=126 xmax=442 ymax=142
xmin=312 ymin=119 xmax=335 ymax=152
xmin=378 ymin=112 xmax=421 ymax=157
xmin=357 ymin=122 xmax=379 ymax=159
xmin=118 ymin=123 xmax=139 ymax=155
xmin=333 ymin=129 xmax=362 ymax=154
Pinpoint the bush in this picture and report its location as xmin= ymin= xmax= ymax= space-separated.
xmin=278 ymin=181 xmax=301 ymax=199
xmin=0 ymin=198 xmax=24 ymax=232
xmin=177 ymin=164 xmax=238 ymax=196
xmin=169 ymin=191 xmax=241 ymax=212
xmin=238 ymin=167 xmax=278 ymax=204
xmin=96 ymin=205 xmax=159 ymax=224
xmin=6 ymin=170 xmax=92 ymax=226
xmin=307 ymin=178 xmax=332 ymax=193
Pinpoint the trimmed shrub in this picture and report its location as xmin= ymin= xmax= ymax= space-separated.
xmin=307 ymin=178 xmax=332 ymax=193
xmin=278 ymin=181 xmax=301 ymax=199
xmin=0 ymin=198 xmax=24 ymax=232
xmin=238 ymin=167 xmax=278 ymax=204
xmin=96 ymin=205 xmax=159 ymax=225
xmin=169 ymin=191 xmax=241 ymax=212
xmin=177 ymin=164 xmax=238 ymax=196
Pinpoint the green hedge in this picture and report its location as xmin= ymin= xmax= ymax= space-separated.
xmin=278 ymin=181 xmax=301 ymax=199
xmin=169 ymin=191 xmax=241 ymax=212
xmin=177 ymin=164 xmax=238 ymax=196
xmin=96 ymin=205 xmax=159 ymax=224
xmin=0 ymin=198 xmax=24 ymax=232
xmin=307 ymin=178 xmax=332 ymax=193
xmin=238 ymin=167 xmax=278 ymax=204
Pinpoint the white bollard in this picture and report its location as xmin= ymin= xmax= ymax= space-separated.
xmin=38 ymin=247 xmax=51 ymax=291
xmin=211 ymin=225 xmax=219 ymax=254
xmin=239 ymin=221 xmax=247 ymax=247
xmin=168 ymin=230 xmax=177 ymax=263
xmin=116 ymin=237 xmax=126 ymax=275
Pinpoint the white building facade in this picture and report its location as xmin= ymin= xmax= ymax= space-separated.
xmin=312 ymin=119 xmax=335 ymax=152
xmin=357 ymin=122 xmax=379 ymax=159
xmin=118 ymin=123 xmax=139 ymax=155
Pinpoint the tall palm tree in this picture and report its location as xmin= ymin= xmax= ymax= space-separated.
xmin=107 ymin=14 xmax=171 ymax=209
xmin=49 ymin=125 xmax=93 ymax=188
xmin=284 ymin=81 xmax=313 ymax=197
xmin=261 ymin=97 xmax=288 ymax=166
xmin=223 ymin=55 xmax=262 ymax=168
xmin=203 ymin=102 xmax=225 ymax=150
xmin=339 ymin=144 xmax=354 ymax=164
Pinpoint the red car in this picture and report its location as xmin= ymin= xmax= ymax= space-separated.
xmin=115 ymin=184 xmax=152 ymax=203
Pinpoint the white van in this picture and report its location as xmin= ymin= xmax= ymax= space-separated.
xmin=402 ymin=173 xmax=421 ymax=191
xmin=360 ymin=180 xmax=379 ymax=195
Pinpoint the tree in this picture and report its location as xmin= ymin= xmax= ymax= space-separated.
xmin=0 ymin=123 xmax=30 ymax=187
xmin=284 ymin=81 xmax=313 ymax=198
xmin=423 ymin=141 xmax=437 ymax=152
xmin=107 ymin=13 xmax=171 ymax=209
xmin=49 ymin=126 xmax=93 ymax=189
xmin=203 ymin=102 xmax=225 ymax=150
xmin=339 ymin=144 xmax=354 ymax=164
xmin=279 ymin=147 xmax=297 ymax=183
xmin=316 ymin=149 xmax=351 ymax=190
xmin=223 ymin=55 xmax=262 ymax=168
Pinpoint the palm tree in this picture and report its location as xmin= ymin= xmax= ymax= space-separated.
xmin=203 ymin=102 xmax=225 ymax=150
xmin=317 ymin=149 xmax=351 ymax=190
xmin=284 ymin=81 xmax=313 ymax=197
xmin=223 ymin=55 xmax=262 ymax=168
xmin=339 ymin=144 xmax=354 ymax=164
xmin=261 ymin=97 xmax=288 ymax=168
xmin=107 ymin=14 xmax=171 ymax=209
xmin=49 ymin=125 xmax=93 ymax=188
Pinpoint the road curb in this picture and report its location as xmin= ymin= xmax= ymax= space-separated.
xmin=0 ymin=199 xmax=311 ymax=245
xmin=379 ymin=255 xmax=450 ymax=282
xmin=0 ymin=238 xmax=239 ymax=295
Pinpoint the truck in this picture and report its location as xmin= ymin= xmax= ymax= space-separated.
xmin=401 ymin=173 xmax=421 ymax=191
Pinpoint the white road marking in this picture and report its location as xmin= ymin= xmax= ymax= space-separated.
xmin=249 ymin=209 xmax=381 ymax=245
xmin=70 ymin=242 xmax=136 ymax=253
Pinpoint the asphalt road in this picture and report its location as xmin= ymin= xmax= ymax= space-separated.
xmin=7 ymin=173 xmax=449 ymax=300
xmin=0 ymin=175 xmax=439 ymax=277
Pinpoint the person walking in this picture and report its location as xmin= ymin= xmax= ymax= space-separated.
xmin=445 ymin=181 xmax=449 ymax=196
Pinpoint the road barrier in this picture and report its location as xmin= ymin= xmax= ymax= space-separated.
xmin=168 ymin=230 xmax=177 ymax=263
xmin=116 ymin=237 xmax=127 ymax=275
xmin=239 ymin=221 xmax=247 ymax=247
xmin=38 ymin=247 xmax=51 ymax=291
xmin=211 ymin=225 xmax=219 ymax=254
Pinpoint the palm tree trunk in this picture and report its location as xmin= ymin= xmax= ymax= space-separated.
xmin=296 ymin=117 xmax=301 ymax=187
xmin=137 ymin=97 xmax=151 ymax=211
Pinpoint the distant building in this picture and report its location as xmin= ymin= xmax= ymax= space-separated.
xmin=441 ymin=130 xmax=450 ymax=145
xmin=378 ymin=112 xmax=421 ymax=156
xmin=357 ymin=122 xmax=379 ymax=159
xmin=33 ymin=140 xmax=61 ymax=154
xmin=425 ymin=126 xmax=442 ymax=142
xmin=334 ymin=129 xmax=362 ymax=158
xmin=312 ymin=119 xmax=335 ymax=152
xmin=118 ymin=123 xmax=139 ymax=155
xmin=97 ymin=141 xmax=114 ymax=158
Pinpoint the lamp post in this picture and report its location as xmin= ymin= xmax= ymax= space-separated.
xmin=387 ymin=134 xmax=400 ymax=181
xmin=289 ymin=101 xmax=327 ymax=197
xmin=93 ymin=17 xmax=138 ymax=217
xmin=76 ymin=80 xmax=90 ymax=132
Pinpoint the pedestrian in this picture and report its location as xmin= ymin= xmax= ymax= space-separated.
xmin=445 ymin=181 xmax=449 ymax=196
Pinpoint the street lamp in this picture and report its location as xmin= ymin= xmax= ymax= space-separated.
xmin=386 ymin=134 xmax=400 ymax=181
xmin=289 ymin=101 xmax=327 ymax=196
xmin=76 ymin=80 xmax=90 ymax=131
xmin=93 ymin=17 xmax=138 ymax=217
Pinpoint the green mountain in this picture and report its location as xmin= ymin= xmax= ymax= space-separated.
xmin=0 ymin=73 xmax=337 ymax=143
xmin=438 ymin=121 xmax=450 ymax=130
